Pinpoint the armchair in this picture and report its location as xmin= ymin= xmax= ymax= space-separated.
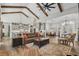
xmin=58 ymin=33 xmax=76 ymax=47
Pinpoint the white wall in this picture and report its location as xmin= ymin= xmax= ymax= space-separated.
xmin=1 ymin=4 xmax=79 ymax=41
xmin=46 ymin=13 xmax=78 ymax=41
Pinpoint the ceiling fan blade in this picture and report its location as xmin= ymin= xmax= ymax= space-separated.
xmin=42 ymin=3 xmax=45 ymax=6
xmin=48 ymin=3 xmax=55 ymax=6
xmin=47 ymin=8 xmax=51 ymax=11
xmin=49 ymin=6 xmax=55 ymax=8
xmin=46 ymin=3 xmax=48 ymax=6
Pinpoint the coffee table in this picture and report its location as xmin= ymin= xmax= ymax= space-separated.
xmin=34 ymin=38 xmax=49 ymax=48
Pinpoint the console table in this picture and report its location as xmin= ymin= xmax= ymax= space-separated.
xmin=12 ymin=38 xmax=23 ymax=47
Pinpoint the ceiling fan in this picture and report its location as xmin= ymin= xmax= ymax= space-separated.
xmin=42 ymin=3 xmax=55 ymax=11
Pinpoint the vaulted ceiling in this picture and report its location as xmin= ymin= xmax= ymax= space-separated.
xmin=0 ymin=3 xmax=78 ymax=24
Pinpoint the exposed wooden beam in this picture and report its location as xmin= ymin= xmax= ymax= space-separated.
xmin=2 ymin=11 xmax=29 ymax=17
xmin=1 ymin=5 xmax=39 ymax=19
xmin=36 ymin=3 xmax=48 ymax=16
xmin=57 ymin=3 xmax=63 ymax=12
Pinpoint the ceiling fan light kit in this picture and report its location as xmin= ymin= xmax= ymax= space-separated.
xmin=42 ymin=3 xmax=55 ymax=11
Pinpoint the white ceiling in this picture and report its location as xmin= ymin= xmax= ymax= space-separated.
xmin=1 ymin=3 xmax=78 ymax=24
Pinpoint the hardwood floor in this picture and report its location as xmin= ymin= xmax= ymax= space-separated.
xmin=0 ymin=36 xmax=79 ymax=56
xmin=49 ymin=36 xmax=79 ymax=56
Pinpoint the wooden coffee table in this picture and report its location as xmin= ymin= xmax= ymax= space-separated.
xmin=34 ymin=38 xmax=49 ymax=48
